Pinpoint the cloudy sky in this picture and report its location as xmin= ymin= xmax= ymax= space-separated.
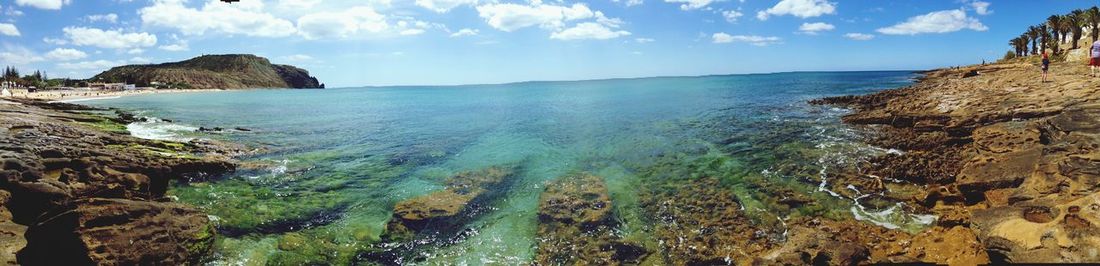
xmin=0 ymin=0 xmax=1092 ymax=87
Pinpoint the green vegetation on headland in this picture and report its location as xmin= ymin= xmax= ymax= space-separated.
xmin=91 ymin=54 xmax=324 ymax=89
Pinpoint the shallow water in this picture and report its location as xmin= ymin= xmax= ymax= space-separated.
xmin=87 ymin=72 xmax=922 ymax=264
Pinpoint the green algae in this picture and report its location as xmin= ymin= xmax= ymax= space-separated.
xmin=76 ymin=115 xmax=129 ymax=134
xmin=172 ymin=179 xmax=349 ymax=234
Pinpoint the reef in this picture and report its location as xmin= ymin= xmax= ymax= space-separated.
xmin=0 ymin=98 xmax=241 ymax=264
xmin=366 ymin=167 xmax=515 ymax=263
xmin=535 ymin=173 xmax=647 ymax=265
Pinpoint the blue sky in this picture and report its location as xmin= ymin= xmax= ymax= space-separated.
xmin=0 ymin=0 xmax=1096 ymax=87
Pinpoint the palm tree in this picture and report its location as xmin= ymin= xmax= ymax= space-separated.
xmin=1088 ymin=7 xmax=1100 ymax=43
xmin=1011 ymin=37 xmax=1027 ymax=57
xmin=1069 ymin=9 xmax=1086 ymax=49
xmin=1060 ymin=14 xmax=1075 ymax=45
xmin=1019 ymin=33 xmax=1032 ymax=57
xmin=1039 ymin=24 xmax=1051 ymax=54
xmin=1027 ymin=26 xmax=1041 ymax=55
xmin=1048 ymin=15 xmax=1062 ymax=54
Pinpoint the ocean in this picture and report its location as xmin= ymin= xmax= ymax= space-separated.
xmin=86 ymin=71 xmax=929 ymax=265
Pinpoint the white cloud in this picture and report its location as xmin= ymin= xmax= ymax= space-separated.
xmin=140 ymin=0 xmax=296 ymax=37
xmin=416 ymin=0 xmax=478 ymax=13
xmin=57 ymin=60 xmax=125 ymax=70
xmin=722 ymin=10 xmax=743 ymax=23
xmin=4 ymin=6 xmax=24 ymax=16
xmin=127 ymin=48 xmax=145 ymax=54
xmin=844 ymin=32 xmax=874 ymax=40
xmin=475 ymin=3 xmax=595 ymax=32
xmin=613 ymin=0 xmax=643 ymax=7
xmin=43 ymin=37 xmax=68 ymax=45
xmin=876 ymin=9 xmax=987 ymax=35
xmin=14 ymin=0 xmax=70 ymax=10
xmin=159 ymin=42 xmax=188 ymax=51
xmin=635 ymin=37 xmax=655 ymax=43
xmin=665 ymin=0 xmax=715 ymax=10
xmin=450 ymin=28 xmax=479 ymax=37
xmin=63 ymin=27 xmax=157 ymax=50
xmin=0 ymin=23 xmax=19 ymax=36
xmin=87 ymin=13 xmax=119 ymax=23
xmin=45 ymin=48 xmax=87 ymax=60
xmin=129 ymin=57 xmax=152 ymax=64
xmin=757 ymin=0 xmax=836 ymax=20
xmin=399 ymin=28 xmax=425 ymax=35
xmin=712 ymin=33 xmax=781 ymax=46
xmin=296 ymin=6 xmax=389 ymax=39
xmin=798 ymin=22 xmax=834 ymax=34
xmin=970 ymin=1 xmax=991 ymax=15
xmin=550 ymin=22 xmax=630 ymax=40
xmin=277 ymin=0 xmax=321 ymax=10
xmin=0 ymin=47 xmax=43 ymax=66
xmin=280 ymin=54 xmax=313 ymax=61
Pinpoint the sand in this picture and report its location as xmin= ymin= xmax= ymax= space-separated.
xmin=0 ymin=88 xmax=231 ymax=103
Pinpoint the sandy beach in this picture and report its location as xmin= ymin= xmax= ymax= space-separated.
xmin=1 ymin=88 xmax=233 ymax=103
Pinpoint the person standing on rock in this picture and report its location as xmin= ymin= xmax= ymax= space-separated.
xmin=1091 ymin=39 xmax=1100 ymax=77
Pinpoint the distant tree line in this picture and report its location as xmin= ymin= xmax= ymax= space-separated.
xmin=2 ymin=66 xmax=84 ymax=88
xmin=1007 ymin=6 xmax=1100 ymax=59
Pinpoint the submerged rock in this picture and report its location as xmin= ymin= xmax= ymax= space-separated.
xmin=383 ymin=167 xmax=513 ymax=240
xmin=18 ymin=198 xmax=215 ymax=265
xmin=535 ymin=173 xmax=647 ymax=265
xmin=641 ymin=178 xmax=777 ymax=264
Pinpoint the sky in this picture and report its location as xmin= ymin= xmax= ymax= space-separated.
xmin=0 ymin=0 xmax=1096 ymax=87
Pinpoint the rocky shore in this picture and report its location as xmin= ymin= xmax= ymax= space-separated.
xmin=0 ymin=98 xmax=242 ymax=264
xmin=810 ymin=58 xmax=1100 ymax=263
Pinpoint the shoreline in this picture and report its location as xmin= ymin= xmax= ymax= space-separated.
xmin=2 ymin=88 xmax=239 ymax=103
xmin=811 ymin=54 xmax=1100 ymax=263
xmin=0 ymin=98 xmax=244 ymax=264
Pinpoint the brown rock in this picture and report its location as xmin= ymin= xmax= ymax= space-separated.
xmin=905 ymin=226 xmax=990 ymax=265
xmin=971 ymin=193 xmax=1100 ymax=263
xmin=0 ymin=189 xmax=26 ymax=265
xmin=18 ymin=198 xmax=215 ymax=265
xmin=384 ymin=167 xmax=512 ymax=240
xmin=535 ymin=173 xmax=646 ymax=265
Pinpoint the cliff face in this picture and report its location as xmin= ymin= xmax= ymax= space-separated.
xmin=91 ymin=54 xmax=323 ymax=89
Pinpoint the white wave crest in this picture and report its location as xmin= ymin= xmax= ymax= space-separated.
xmin=126 ymin=117 xmax=198 ymax=141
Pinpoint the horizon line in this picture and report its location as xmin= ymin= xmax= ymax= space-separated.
xmin=330 ymin=68 xmax=926 ymax=89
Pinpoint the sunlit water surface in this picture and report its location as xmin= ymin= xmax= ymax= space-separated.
xmin=87 ymin=72 xmax=922 ymax=265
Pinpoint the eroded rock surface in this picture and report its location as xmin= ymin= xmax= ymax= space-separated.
xmin=535 ymin=173 xmax=647 ymax=265
xmin=814 ymin=60 xmax=1100 ymax=263
xmin=18 ymin=198 xmax=216 ymax=265
xmin=0 ymin=99 xmax=239 ymax=264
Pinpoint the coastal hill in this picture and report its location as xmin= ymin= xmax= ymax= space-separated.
xmin=91 ymin=54 xmax=324 ymax=89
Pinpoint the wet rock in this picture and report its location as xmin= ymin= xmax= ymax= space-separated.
xmin=535 ymin=173 xmax=647 ymax=265
xmin=18 ymin=198 xmax=215 ymax=265
xmin=641 ymin=178 xmax=777 ymax=264
xmin=383 ymin=167 xmax=513 ymax=241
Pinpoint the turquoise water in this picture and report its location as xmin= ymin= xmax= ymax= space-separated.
xmin=87 ymin=72 xmax=921 ymax=265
